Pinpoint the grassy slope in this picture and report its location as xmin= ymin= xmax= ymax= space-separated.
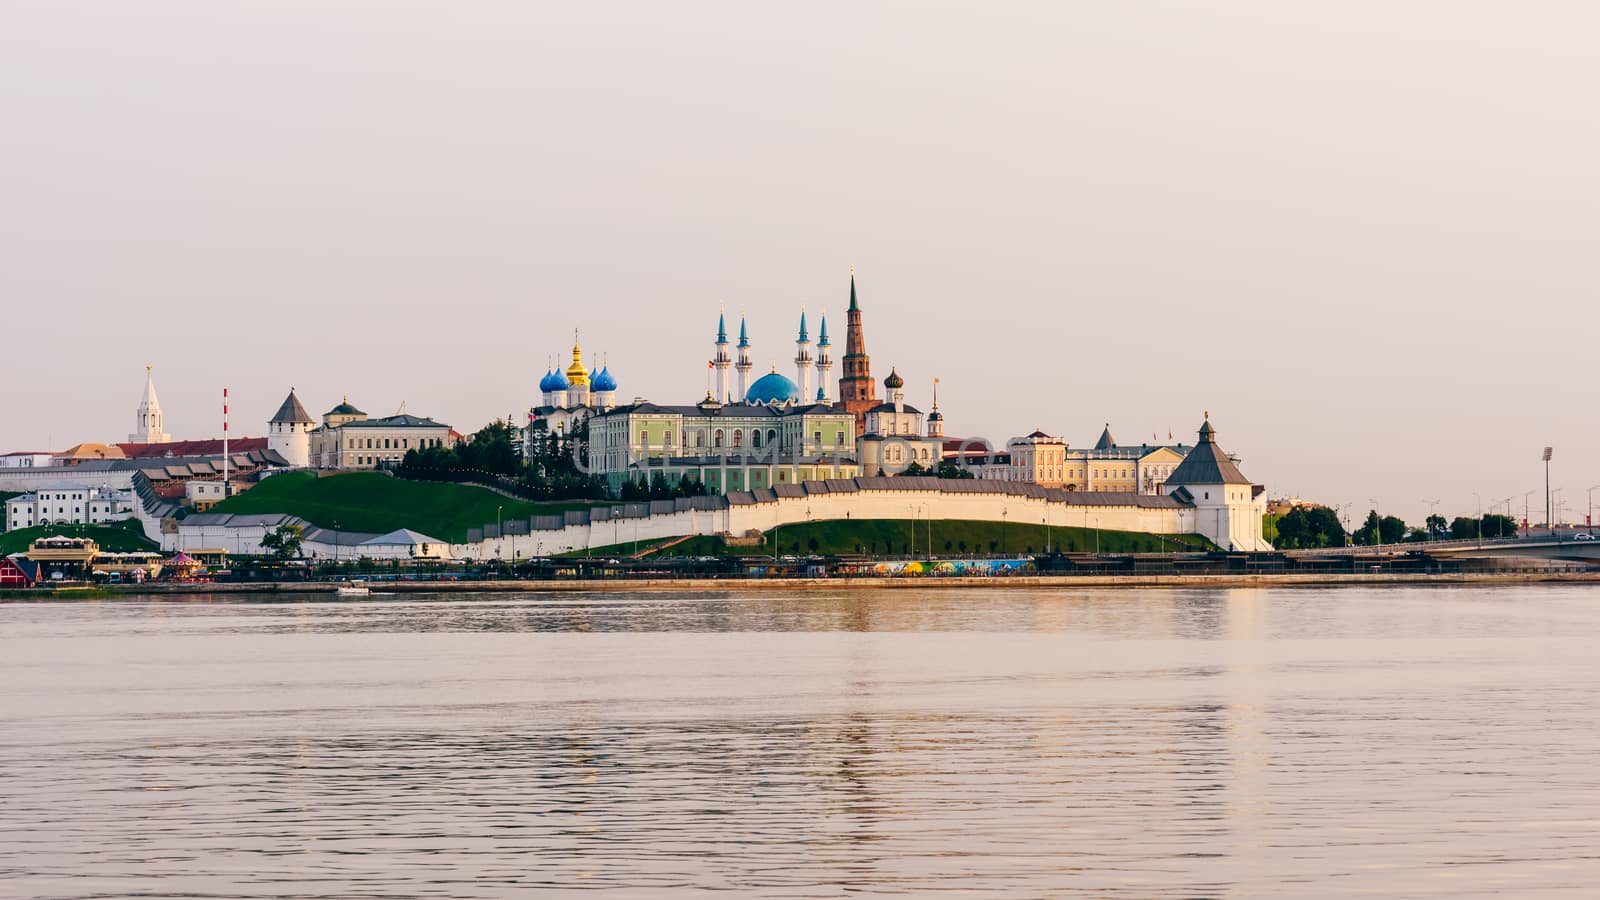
xmin=208 ymin=471 xmax=601 ymax=543
xmin=0 ymin=520 xmax=157 ymax=556
xmin=568 ymin=519 xmax=1215 ymax=558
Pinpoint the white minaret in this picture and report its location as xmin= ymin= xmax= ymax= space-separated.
xmin=267 ymin=388 xmax=314 ymax=468
xmin=735 ymin=314 xmax=754 ymax=401
xmin=793 ymin=308 xmax=813 ymax=403
xmin=814 ymin=310 xmax=833 ymax=403
xmin=713 ymin=310 xmax=732 ymax=403
xmin=129 ymin=364 xmax=172 ymax=443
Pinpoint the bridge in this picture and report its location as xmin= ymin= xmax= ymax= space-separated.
xmin=1292 ymin=537 xmax=1600 ymax=565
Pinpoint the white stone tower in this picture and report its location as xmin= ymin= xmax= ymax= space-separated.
xmin=129 ymin=364 xmax=172 ymax=444
xmin=814 ymin=311 xmax=833 ymax=403
xmin=1163 ymin=414 xmax=1271 ymax=551
xmin=735 ymin=314 xmax=754 ymax=401
xmin=927 ymin=377 xmax=944 ymax=439
xmin=712 ymin=310 xmax=732 ymax=403
xmin=793 ymin=308 xmax=814 ymax=403
xmin=267 ymin=388 xmax=314 ymax=468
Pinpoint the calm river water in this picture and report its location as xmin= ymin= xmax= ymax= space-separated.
xmin=4 ymin=585 xmax=1600 ymax=897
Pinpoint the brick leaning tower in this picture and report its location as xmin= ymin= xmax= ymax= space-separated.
xmin=837 ymin=268 xmax=877 ymax=431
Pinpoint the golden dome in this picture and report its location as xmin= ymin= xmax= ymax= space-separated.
xmin=565 ymin=337 xmax=589 ymax=386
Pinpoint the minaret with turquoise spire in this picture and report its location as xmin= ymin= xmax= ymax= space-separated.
xmin=735 ymin=313 xmax=753 ymax=401
xmin=793 ymin=307 xmax=813 ymax=403
xmin=712 ymin=308 xmax=732 ymax=403
xmin=814 ymin=309 xmax=833 ymax=403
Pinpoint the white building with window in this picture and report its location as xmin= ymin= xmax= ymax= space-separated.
xmin=5 ymin=483 xmax=136 ymax=531
xmin=307 ymin=398 xmax=453 ymax=469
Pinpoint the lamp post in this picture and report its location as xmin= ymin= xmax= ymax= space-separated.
xmin=1368 ymin=498 xmax=1381 ymax=546
xmin=1543 ymin=447 xmax=1553 ymax=532
xmin=1423 ymin=498 xmax=1440 ymax=541
xmin=1553 ymin=488 xmax=1565 ymax=540
xmin=1588 ymin=485 xmax=1599 ymax=531
xmin=1001 ymin=508 xmax=1008 ymax=556
xmin=497 ymin=505 xmax=504 ymax=574
xmin=1472 ymin=492 xmax=1482 ymax=549
xmin=1523 ymin=490 xmax=1535 ymax=537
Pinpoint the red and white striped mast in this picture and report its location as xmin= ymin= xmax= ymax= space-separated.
xmin=222 ymin=387 xmax=230 ymax=497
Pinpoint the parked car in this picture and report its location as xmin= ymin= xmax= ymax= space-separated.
xmin=1573 ymin=533 xmax=1595 ymax=541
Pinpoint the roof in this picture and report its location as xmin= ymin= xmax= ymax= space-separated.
xmin=1093 ymin=425 xmax=1116 ymax=450
xmin=1163 ymin=419 xmax=1252 ymax=486
xmin=337 ymin=414 xmax=450 ymax=429
xmin=270 ymin=390 xmax=315 ymax=425
xmin=868 ymin=402 xmax=922 ymax=414
xmin=326 ymin=398 xmax=366 ymax=416
xmin=56 ymin=443 xmax=126 ymax=460
xmin=119 ymin=437 xmax=269 ymax=458
xmin=360 ymin=528 xmax=445 ymax=546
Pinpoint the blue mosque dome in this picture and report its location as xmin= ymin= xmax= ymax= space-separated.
xmin=540 ymin=368 xmax=569 ymax=392
xmin=746 ymin=370 xmax=801 ymax=405
xmin=591 ymin=365 xmax=618 ymax=392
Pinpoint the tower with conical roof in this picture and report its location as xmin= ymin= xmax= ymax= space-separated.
xmin=1164 ymin=414 xmax=1270 ymax=551
xmin=926 ymin=377 xmax=944 ymax=439
xmin=793 ymin=309 xmax=813 ymax=403
xmin=267 ymin=388 xmax=314 ymax=467
xmin=837 ymin=267 xmax=877 ymax=429
xmin=735 ymin=314 xmax=753 ymax=401
xmin=129 ymin=365 xmax=172 ymax=444
xmin=814 ymin=311 xmax=833 ymax=403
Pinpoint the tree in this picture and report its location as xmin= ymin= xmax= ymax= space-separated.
xmin=900 ymin=461 xmax=928 ymax=476
xmin=1273 ymin=508 xmax=1312 ymax=548
xmin=1305 ymin=506 xmax=1346 ymax=547
xmin=260 ymin=524 xmax=304 ymax=560
xmin=1353 ymin=510 xmax=1379 ymax=545
xmin=457 ymin=420 xmax=519 ymax=476
xmin=1450 ymin=516 xmax=1479 ymax=540
xmin=936 ymin=459 xmax=975 ymax=479
xmin=1379 ymin=515 xmax=1407 ymax=544
xmin=1425 ymin=514 xmax=1448 ymax=539
xmin=1482 ymin=514 xmax=1517 ymax=539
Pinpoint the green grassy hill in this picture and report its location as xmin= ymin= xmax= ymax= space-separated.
xmin=0 ymin=520 xmax=157 ymax=556
xmin=208 ymin=471 xmax=601 ymax=543
xmin=568 ymin=519 xmax=1215 ymax=559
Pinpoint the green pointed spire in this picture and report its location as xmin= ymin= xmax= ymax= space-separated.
xmin=848 ymin=266 xmax=858 ymax=312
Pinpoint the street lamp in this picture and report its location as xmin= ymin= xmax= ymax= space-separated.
xmin=1588 ymin=485 xmax=1599 ymax=531
xmin=1472 ymin=492 xmax=1482 ymax=549
xmin=1543 ymin=447 xmax=1553 ymax=531
xmin=1368 ymin=498 xmax=1382 ymax=546
xmin=1423 ymin=499 xmax=1440 ymax=541
xmin=497 ymin=505 xmax=504 ymax=573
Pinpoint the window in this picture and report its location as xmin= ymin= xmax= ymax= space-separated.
xmin=835 ymin=431 xmax=844 ymax=445
xmin=665 ymin=432 xmax=673 ymax=446
xmin=714 ymin=429 xmax=724 ymax=448
xmin=767 ymin=429 xmax=777 ymax=446
xmin=752 ymin=430 xmax=762 ymax=448
xmin=814 ymin=431 xmax=822 ymax=443
xmin=733 ymin=429 xmax=743 ymax=447
xmin=639 ymin=430 xmax=648 ymax=445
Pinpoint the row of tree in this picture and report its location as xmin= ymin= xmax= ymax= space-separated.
xmin=1353 ymin=511 xmax=1519 ymax=546
xmin=1272 ymin=506 xmax=1522 ymax=549
xmin=399 ymin=419 xmax=609 ymax=500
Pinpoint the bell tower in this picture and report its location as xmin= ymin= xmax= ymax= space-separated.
xmin=837 ymin=267 xmax=877 ymax=430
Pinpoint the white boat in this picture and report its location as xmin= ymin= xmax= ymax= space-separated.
xmin=335 ymin=581 xmax=371 ymax=596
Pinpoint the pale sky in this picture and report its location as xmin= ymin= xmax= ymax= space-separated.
xmin=2 ymin=2 xmax=1596 ymax=525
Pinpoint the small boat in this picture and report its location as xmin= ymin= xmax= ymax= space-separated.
xmin=335 ymin=580 xmax=371 ymax=596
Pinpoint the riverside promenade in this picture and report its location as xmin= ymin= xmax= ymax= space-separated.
xmin=50 ymin=570 xmax=1600 ymax=595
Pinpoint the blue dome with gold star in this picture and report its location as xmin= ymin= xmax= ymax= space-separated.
xmin=746 ymin=370 xmax=801 ymax=405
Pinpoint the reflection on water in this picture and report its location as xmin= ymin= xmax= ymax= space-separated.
xmin=3 ymin=586 xmax=1600 ymax=896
